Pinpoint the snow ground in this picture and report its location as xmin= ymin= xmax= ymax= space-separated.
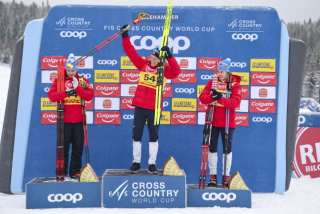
xmin=1 ymin=65 xmax=320 ymax=213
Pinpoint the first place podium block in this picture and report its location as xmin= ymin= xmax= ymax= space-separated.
xmin=102 ymin=169 xmax=186 ymax=208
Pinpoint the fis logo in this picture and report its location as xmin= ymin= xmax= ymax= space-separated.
xmin=109 ymin=180 xmax=129 ymax=201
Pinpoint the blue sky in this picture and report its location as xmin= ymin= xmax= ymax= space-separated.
xmin=3 ymin=0 xmax=320 ymax=23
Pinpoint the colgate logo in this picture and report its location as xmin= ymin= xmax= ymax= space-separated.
xmin=95 ymin=111 xmax=121 ymax=124
xmin=251 ymin=72 xmax=277 ymax=85
xmin=171 ymin=112 xmax=197 ymax=125
xmin=163 ymin=85 xmax=173 ymax=98
xmin=235 ymin=113 xmax=249 ymax=126
xmin=197 ymin=57 xmax=222 ymax=70
xmin=41 ymin=56 xmax=67 ymax=69
xmin=121 ymin=97 xmax=134 ymax=110
xmin=95 ymin=84 xmax=120 ymax=97
xmin=250 ymin=100 xmax=276 ymax=113
xmin=41 ymin=112 xmax=57 ymax=124
xmin=121 ymin=71 xmax=140 ymax=83
xmin=172 ymin=71 xmax=197 ymax=83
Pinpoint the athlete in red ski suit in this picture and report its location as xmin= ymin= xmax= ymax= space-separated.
xmin=48 ymin=55 xmax=93 ymax=178
xmin=199 ymin=58 xmax=242 ymax=187
xmin=121 ymin=25 xmax=181 ymax=174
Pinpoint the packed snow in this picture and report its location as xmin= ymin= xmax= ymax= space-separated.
xmin=1 ymin=64 xmax=320 ymax=213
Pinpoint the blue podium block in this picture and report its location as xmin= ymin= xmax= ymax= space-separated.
xmin=26 ymin=178 xmax=101 ymax=209
xmin=102 ymin=169 xmax=186 ymax=208
xmin=187 ymin=184 xmax=252 ymax=208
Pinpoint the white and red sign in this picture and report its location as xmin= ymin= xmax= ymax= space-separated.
xmin=41 ymin=70 xmax=58 ymax=83
xmin=95 ymin=111 xmax=121 ymax=124
xmin=197 ymin=57 xmax=222 ymax=71
xmin=41 ymin=56 xmax=67 ymax=69
xmin=175 ymin=57 xmax=197 ymax=70
xmin=294 ymin=127 xmax=320 ymax=178
xmin=121 ymin=70 xmax=140 ymax=83
xmin=94 ymin=84 xmax=120 ymax=97
xmin=41 ymin=112 xmax=57 ymax=124
xmin=163 ymin=85 xmax=173 ymax=98
xmin=121 ymin=97 xmax=134 ymax=110
xmin=121 ymin=84 xmax=138 ymax=97
xmin=85 ymin=99 xmax=93 ymax=110
xmin=251 ymin=86 xmax=276 ymax=99
xmin=235 ymin=113 xmax=249 ymax=126
xmin=171 ymin=112 xmax=197 ymax=125
xmin=251 ymin=72 xmax=277 ymax=85
xmin=250 ymin=100 xmax=276 ymax=113
xmin=172 ymin=71 xmax=197 ymax=83
xmin=94 ymin=97 xmax=120 ymax=110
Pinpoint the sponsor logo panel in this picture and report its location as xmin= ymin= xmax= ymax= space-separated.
xmin=172 ymin=71 xmax=197 ymax=83
xmin=250 ymin=59 xmax=276 ymax=72
xmin=250 ymin=86 xmax=276 ymax=99
xmin=75 ymin=56 xmax=93 ymax=69
xmin=163 ymin=85 xmax=173 ymax=98
xmin=197 ymin=112 xmax=205 ymax=125
xmin=95 ymin=97 xmax=120 ymax=110
xmin=251 ymin=72 xmax=277 ymax=85
xmin=95 ymin=70 xmax=119 ymax=83
xmin=85 ymin=99 xmax=93 ymax=110
xmin=160 ymin=111 xmax=171 ymax=124
xmin=172 ymin=98 xmax=197 ymax=111
xmin=94 ymin=84 xmax=120 ymax=97
xmin=121 ymin=56 xmax=144 ymax=69
xmin=171 ymin=112 xmax=197 ymax=125
xmin=121 ymin=70 xmax=140 ymax=83
xmin=197 ymin=99 xmax=208 ymax=112
xmin=41 ymin=112 xmax=57 ymax=124
xmin=95 ymin=111 xmax=121 ymax=124
xmin=232 ymin=72 xmax=249 ymax=85
xmin=42 ymin=70 xmax=57 ymax=83
xmin=235 ymin=113 xmax=249 ymax=126
xmin=175 ymin=57 xmax=197 ymax=70
xmin=120 ymin=97 xmax=134 ymax=110
xmin=236 ymin=100 xmax=249 ymax=113
xmin=241 ymin=86 xmax=249 ymax=100
xmin=121 ymin=84 xmax=138 ymax=96
xmin=97 ymin=59 xmax=118 ymax=67
xmin=197 ymin=85 xmax=206 ymax=98
xmin=250 ymin=100 xmax=276 ymax=113
xmin=252 ymin=116 xmax=273 ymax=124
xmin=41 ymin=56 xmax=67 ymax=69
xmin=197 ymin=57 xmax=222 ymax=71
xmin=41 ymin=98 xmax=56 ymax=110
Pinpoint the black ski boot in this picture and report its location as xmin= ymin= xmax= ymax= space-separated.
xmin=208 ymin=175 xmax=217 ymax=187
xmin=129 ymin=162 xmax=140 ymax=174
xmin=222 ymin=175 xmax=229 ymax=189
xmin=148 ymin=164 xmax=158 ymax=174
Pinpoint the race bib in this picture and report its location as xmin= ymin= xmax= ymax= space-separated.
xmin=138 ymin=71 xmax=167 ymax=89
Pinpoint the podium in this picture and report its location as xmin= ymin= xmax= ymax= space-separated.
xmin=102 ymin=169 xmax=186 ymax=208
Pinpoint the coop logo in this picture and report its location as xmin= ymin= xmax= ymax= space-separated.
xmin=250 ymin=100 xmax=276 ymax=113
xmin=131 ymin=35 xmax=190 ymax=54
xmin=175 ymin=88 xmax=195 ymax=94
xmin=121 ymin=71 xmax=140 ymax=83
xmin=251 ymin=73 xmax=277 ymax=85
xmin=232 ymin=33 xmax=258 ymax=41
xmin=172 ymin=71 xmax=197 ymax=83
xmin=252 ymin=117 xmax=273 ymax=123
xmin=78 ymin=73 xmax=92 ymax=79
xmin=202 ymin=192 xmax=236 ymax=203
xmin=97 ymin=59 xmax=117 ymax=66
xmin=235 ymin=114 xmax=249 ymax=126
xmin=230 ymin=62 xmax=247 ymax=69
xmin=163 ymin=101 xmax=169 ymax=108
xmin=197 ymin=58 xmax=222 ymax=70
xmin=200 ymin=75 xmax=214 ymax=80
xmin=171 ymin=112 xmax=197 ymax=125
xmin=95 ymin=112 xmax=121 ymax=124
xmin=123 ymin=114 xmax=134 ymax=120
xmin=48 ymin=193 xmax=83 ymax=203
xmin=60 ymin=31 xmax=87 ymax=39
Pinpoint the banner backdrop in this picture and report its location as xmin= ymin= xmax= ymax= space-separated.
xmin=17 ymin=5 xmax=282 ymax=192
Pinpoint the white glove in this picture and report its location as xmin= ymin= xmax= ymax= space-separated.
xmin=72 ymin=77 xmax=79 ymax=89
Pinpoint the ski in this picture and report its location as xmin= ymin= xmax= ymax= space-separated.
xmin=75 ymin=12 xmax=149 ymax=65
xmin=154 ymin=0 xmax=173 ymax=125
xmin=56 ymin=59 xmax=65 ymax=181
xmin=199 ymin=75 xmax=218 ymax=189
xmin=223 ymin=73 xmax=232 ymax=189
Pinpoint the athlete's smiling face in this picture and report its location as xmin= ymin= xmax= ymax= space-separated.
xmin=150 ymin=55 xmax=159 ymax=67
